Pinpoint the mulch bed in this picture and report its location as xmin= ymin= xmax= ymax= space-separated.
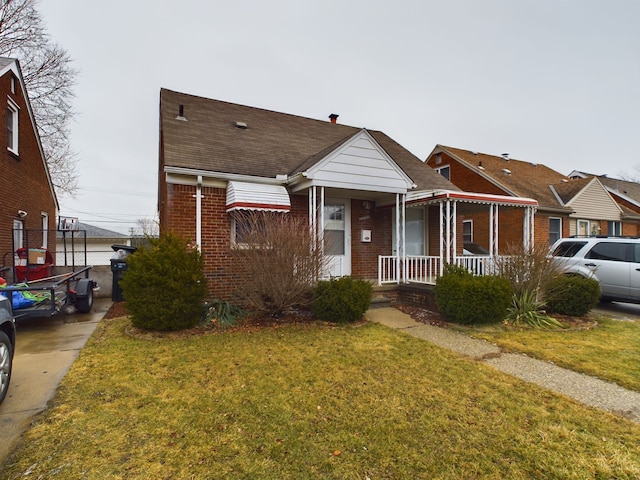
xmin=104 ymin=301 xmax=598 ymax=339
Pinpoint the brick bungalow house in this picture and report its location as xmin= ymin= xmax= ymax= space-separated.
xmin=158 ymin=90 xmax=537 ymax=301
xmin=0 ymin=58 xmax=58 ymax=282
xmin=425 ymin=145 xmax=635 ymax=253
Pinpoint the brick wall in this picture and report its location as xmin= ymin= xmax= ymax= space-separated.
xmin=0 ymin=67 xmax=57 ymax=270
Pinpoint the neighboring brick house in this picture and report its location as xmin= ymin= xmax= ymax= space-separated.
xmin=425 ymin=145 xmax=633 ymax=251
xmin=0 ymin=58 xmax=58 ymax=281
xmin=158 ymin=90 xmax=537 ymax=300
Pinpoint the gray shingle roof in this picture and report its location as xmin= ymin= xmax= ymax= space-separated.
xmin=160 ymin=89 xmax=457 ymax=192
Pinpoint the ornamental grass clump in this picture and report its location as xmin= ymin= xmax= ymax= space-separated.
xmin=505 ymin=290 xmax=564 ymax=330
xmin=120 ymin=232 xmax=207 ymax=331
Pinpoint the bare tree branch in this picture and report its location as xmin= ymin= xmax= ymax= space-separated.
xmin=0 ymin=0 xmax=79 ymax=195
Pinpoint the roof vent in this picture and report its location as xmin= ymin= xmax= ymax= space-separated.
xmin=478 ymin=161 xmax=485 ymax=170
xmin=561 ymin=179 xmax=568 ymax=183
xmin=502 ymin=168 xmax=511 ymax=175
xmin=329 ymin=113 xmax=339 ymax=124
xmin=471 ymin=151 xmax=478 ymax=155
xmin=501 ymin=153 xmax=509 ymax=160
xmin=235 ymin=121 xmax=248 ymax=129
xmin=176 ymin=104 xmax=187 ymax=121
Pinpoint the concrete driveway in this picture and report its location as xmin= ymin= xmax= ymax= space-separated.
xmin=593 ymin=300 xmax=640 ymax=321
xmin=0 ymin=297 xmax=111 ymax=464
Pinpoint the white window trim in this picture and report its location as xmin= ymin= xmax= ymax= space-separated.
xmin=435 ymin=165 xmax=450 ymax=181
xmin=13 ymin=219 xmax=23 ymax=250
xmin=549 ymin=217 xmax=562 ymax=244
xmin=41 ymin=212 xmax=49 ymax=248
xmin=463 ymin=219 xmax=473 ymax=243
xmin=7 ymin=97 xmax=19 ymax=155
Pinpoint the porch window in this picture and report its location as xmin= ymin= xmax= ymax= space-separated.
xmin=549 ymin=217 xmax=561 ymax=245
xmin=607 ymin=221 xmax=621 ymax=236
xmin=393 ymin=207 xmax=424 ymax=255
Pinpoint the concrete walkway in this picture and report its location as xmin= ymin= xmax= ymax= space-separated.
xmin=366 ymin=307 xmax=640 ymax=423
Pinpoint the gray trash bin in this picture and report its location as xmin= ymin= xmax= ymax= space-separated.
xmin=110 ymin=245 xmax=137 ymax=302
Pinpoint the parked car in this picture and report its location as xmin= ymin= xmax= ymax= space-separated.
xmin=0 ymin=294 xmax=16 ymax=404
xmin=550 ymin=236 xmax=640 ymax=303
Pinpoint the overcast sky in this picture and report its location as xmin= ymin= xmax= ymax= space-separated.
xmin=38 ymin=0 xmax=640 ymax=234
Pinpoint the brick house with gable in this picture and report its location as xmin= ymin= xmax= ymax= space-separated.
xmin=425 ymin=145 xmax=636 ymax=253
xmin=0 ymin=58 xmax=58 ymax=280
xmin=158 ymin=90 xmax=539 ymax=301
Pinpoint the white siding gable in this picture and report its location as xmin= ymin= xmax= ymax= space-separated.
xmin=566 ymin=178 xmax=622 ymax=221
xmin=303 ymin=130 xmax=414 ymax=194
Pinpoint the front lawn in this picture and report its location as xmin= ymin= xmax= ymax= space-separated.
xmin=466 ymin=316 xmax=640 ymax=392
xmin=2 ymin=317 xmax=639 ymax=479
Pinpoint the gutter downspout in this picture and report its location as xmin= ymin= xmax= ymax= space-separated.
xmin=196 ymin=175 xmax=202 ymax=249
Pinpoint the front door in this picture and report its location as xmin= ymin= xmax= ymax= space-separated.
xmin=323 ymin=199 xmax=351 ymax=277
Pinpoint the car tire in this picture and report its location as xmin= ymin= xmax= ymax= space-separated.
xmin=0 ymin=330 xmax=13 ymax=404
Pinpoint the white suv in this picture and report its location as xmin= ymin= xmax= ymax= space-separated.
xmin=551 ymin=236 xmax=640 ymax=303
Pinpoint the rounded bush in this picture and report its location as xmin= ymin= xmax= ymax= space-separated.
xmin=544 ymin=274 xmax=600 ymax=316
xmin=312 ymin=277 xmax=372 ymax=323
xmin=120 ymin=232 xmax=207 ymax=331
xmin=435 ymin=269 xmax=512 ymax=325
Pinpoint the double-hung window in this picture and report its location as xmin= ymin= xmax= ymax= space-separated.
xmin=7 ymin=98 xmax=19 ymax=154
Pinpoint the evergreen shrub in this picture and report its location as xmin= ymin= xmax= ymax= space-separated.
xmin=120 ymin=232 xmax=207 ymax=331
xmin=544 ymin=274 xmax=600 ymax=316
xmin=435 ymin=265 xmax=512 ymax=325
xmin=312 ymin=277 xmax=372 ymax=323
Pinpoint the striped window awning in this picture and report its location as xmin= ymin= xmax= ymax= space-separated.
xmin=226 ymin=181 xmax=291 ymax=213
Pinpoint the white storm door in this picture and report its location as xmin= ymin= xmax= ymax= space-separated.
xmin=323 ymin=199 xmax=351 ymax=277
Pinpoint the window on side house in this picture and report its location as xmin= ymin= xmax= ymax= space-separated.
xmin=435 ymin=165 xmax=450 ymax=181
xmin=7 ymin=98 xmax=19 ymax=154
xmin=549 ymin=217 xmax=561 ymax=245
xmin=13 ymin=219 xmax=23 ymax=250
xmin=41 ymin=213 xmax=49 ymax=248
xmin=463 ymin=220 xmax=473 ymax=243
xmin=607 ymin=221 xmax=621 ymax=236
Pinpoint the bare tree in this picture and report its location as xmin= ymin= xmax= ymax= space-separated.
xmin=133 ymin=218 xmax=159 ymax=237
xmin=0 ymin=0 xmax=78 ymax=194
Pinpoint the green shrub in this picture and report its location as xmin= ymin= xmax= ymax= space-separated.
xmin=435 ymin=267 xmax=512 ymax=325
xmin=543 ymin=274 xmax=600 ymax=316
xmin=120 ymin=232 xmax=207 ymax=331
xmin=505 ymin=291 xmax=564 ymax=329
xmin=312 ymin=277 xmax=372 ymax=323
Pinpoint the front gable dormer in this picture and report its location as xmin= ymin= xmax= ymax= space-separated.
xmin=296 ymin=130 xmax=415 ymax=194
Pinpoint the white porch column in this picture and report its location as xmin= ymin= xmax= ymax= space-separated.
xmin=319 ymin=187 xmax=325 ymax=256
xmin=395 ymin=193 xmax=401 ymax=284
xmin=451 ymin=199 xmax=457 ymax=263
xmin=489 ymin=204 xmax=499 ymax=257
xmin=439 ymin=201 xmax=444 ymax=276
xmin=523 ymin=206 xmax=536 ymax=251
xmin=402 ymin=194 xmax=407 ymax=283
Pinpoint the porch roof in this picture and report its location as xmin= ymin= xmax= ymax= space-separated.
xmin=406 ymin=189 xmax=538 ymax=208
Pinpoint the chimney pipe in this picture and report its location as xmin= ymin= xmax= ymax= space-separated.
xmin=329 ymin=113 xmax=339 ymax=124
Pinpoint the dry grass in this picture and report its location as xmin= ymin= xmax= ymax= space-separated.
xmin=2 ymin=316 xmax=640 ymax=479
xmin=465 ymin=316 xmax=640 ymax=392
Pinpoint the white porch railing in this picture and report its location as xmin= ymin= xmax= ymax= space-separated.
xmin=378 ymin=255 xmax=496 ymax=285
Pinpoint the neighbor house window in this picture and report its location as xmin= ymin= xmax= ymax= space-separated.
xmin=13 ymin=219 xmax=23 ymax=250
xmin=7 ymin=98 xmax=18 ymax=154
xmin=549 ymin=217 xmax=562 ymax=245
xmin=463 ymin=220 xmax=473 ymax=243
xmin=435 ymin=165 xmax=450 ymax=181
xmin=607 ymin=221 xmax=621 ymax=236
xmin=41 ymin=213 xmax=49 ymax=248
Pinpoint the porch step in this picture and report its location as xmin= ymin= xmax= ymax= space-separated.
xmin=369 ymin=296 xmax=392 ymax=309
